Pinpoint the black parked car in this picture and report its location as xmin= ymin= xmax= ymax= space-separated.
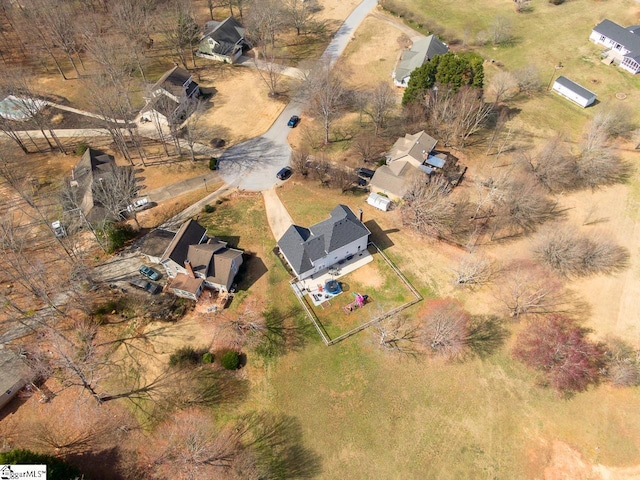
xmin=129 ymin=278 xmax=162 ymax=295
xmin=277 ymin=166 xmax=293 ymax=180
xmin=356 ymin=167 xmax=375 ymax=179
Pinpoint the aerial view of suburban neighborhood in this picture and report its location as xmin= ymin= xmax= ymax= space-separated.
xmin=1 ymin=0 xmax=640 ymax=478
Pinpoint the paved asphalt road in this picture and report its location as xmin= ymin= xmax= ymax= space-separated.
xmin=218 ymin=0 xmax=379 ymax=192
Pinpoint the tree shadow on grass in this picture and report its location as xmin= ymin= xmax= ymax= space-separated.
xmin=467 ymin=315 xmax=509 ymax=359
xmin=239 ymin=411 xmax=323 ymax=479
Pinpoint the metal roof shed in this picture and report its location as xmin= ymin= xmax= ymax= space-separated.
xmin=367 ymin=192 xmax=392 ymax=211
xmin=552 ymin=76 xmax=597 ymax=108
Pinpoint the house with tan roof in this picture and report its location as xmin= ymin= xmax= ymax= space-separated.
xmin=370 ymin=131 xmax=447 ymax=202
xmin=158 ymin=219 xmax=243 ymax=300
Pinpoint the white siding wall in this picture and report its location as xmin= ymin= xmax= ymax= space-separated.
xmin=552 ymin=83 xmax=595 ymax=108
xmin=299 ymin=236 xmax=369 ymax=280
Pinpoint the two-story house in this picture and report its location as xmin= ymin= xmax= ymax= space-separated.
xmin=277 ymin=205 xmax=370 ymax=281
xmin=197 ymin=16 xmax=250 ymax=64
xmin=370 ymin=131 xmax=447 ymax=202
xmin=590 ymin=19 xmax=640 ymax=74
xmin=139 ymin=66 xmax=201 ymax=125
xmin=160 ymin=219 xmax=244 ymax=300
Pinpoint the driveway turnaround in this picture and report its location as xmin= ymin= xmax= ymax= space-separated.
xmin=218 ymin=0 xmax=380 ymax=192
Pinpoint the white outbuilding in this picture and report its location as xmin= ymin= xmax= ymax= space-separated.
xmin=552 ymin=76 xmax=597 ymax=108
xmin=367 ymin=192 xmax=392 ymax=212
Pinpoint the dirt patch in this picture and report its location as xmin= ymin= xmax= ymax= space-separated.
xmin=346 ymin=262 xmax=384 ymax=289
xmin=544 ymin=440 xmax=640 ymax=480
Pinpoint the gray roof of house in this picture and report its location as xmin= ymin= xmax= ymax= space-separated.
xmin=394 ymin=35 xmax=448 ymax=81
xmin=553 ymin=76 xmax=596 ymax=100
xmin=139 ymin=229 xmax=176 ymax=259
xmin=203 ymin=16 xmax=247 ymax=55
xmin=152 ymin=66 xmax=198 ymax=99
xmin=0 ymin=348 xmax=28 ymax=394
xmin=277 ymin=205 xmax=370 ymax=276
xmin=593 ymin=19 xmax=640 ymax=60
xmin=161 ymin=219 xmax=207 ymax=266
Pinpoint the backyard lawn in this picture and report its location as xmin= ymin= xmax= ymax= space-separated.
xmin=303 ymin=245 xmax=420 ymax=339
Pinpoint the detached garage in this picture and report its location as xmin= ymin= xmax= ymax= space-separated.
xmin=552 ymin=76 xmax=597 ymax=108
xmin=367 ymin=192 xmax=392 ymax=211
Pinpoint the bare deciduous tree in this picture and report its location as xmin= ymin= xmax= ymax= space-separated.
xmin=401 ymin=174 xmax=474 ymax=244
xmin=576 ymin=118 xmax=629 ymax=189
xmin=91 ymin=164 xmax=140 ymax=226
xmin=605 ymin=338 xmax=640 ymax=387
xmin=291 ymin=149 xmax=310 ymax=176
xmin=374 ymin=316 xmax=420 ymax=357
xmin=491 ymin=175 xmax=559 ymax=239
xmin=533 ymin=224 xmax=629 ymax=277
xmin=494 ymin=261 xmax=581 ymax=318
xmin=255 ymin=46 xmax=285 ymax=97
xmin=514 ymin=65 xmax=542 ymax=95
xmin=487 ymin=71 xmax=518 ymax=104
xmin=300 ymin=61 xmax=349 ymax=145
xmin=283 ymin=0 xmax=318 ymax=35
xmin=162 ymin=1 xmax=200 ymax=69
xmin=329 ymin=167 xmax=357 ymax=193
xmin=452 ymin=254 xmax=495 ymax=288
xmin=421 ymin=301 xmax=470 ymax=359
xmin=246 ymin=0 xmax=284 ymax=48
xmin=517 ymin=136 xmax=577 ymax=192
xmin=363 ymin=82 xmax=396 ymax=135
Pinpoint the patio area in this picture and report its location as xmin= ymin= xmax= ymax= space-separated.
xmin=294 ymin=250 xmax=373 ymax=307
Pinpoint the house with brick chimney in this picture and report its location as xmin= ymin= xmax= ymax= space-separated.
xmin=277 ymin=205 xmax=370 ymax=281
xmin=159 ymin=219 xmax=243 ymax=300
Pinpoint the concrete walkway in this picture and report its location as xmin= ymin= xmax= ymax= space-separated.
xmin=43 ymin=101 xmax=128 ymax=124
xmin=262 ymin=187 xmax=294 ymax=241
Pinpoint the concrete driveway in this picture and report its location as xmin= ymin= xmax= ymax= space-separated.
xmin=218 ymin=0 xmax=380 ymax=192
xmin=262 ymin=187 xmax=294 ymax=240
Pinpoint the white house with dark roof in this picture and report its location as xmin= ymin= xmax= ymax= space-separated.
xmin=392 ymin=35 xmax=449 ymax=87
xmin=552 ymin=76 xmax=597 ymax=108
xmin=197 ymin=16 xmax=250 ymax=63
xmin=277 ymin=205 xmax=370 ymax=280
xmin=159 ymin=219 xmax=244 ymax=300
xmin=590 ymin=19 xmax=640 ymax=74
xmin=370 ymin=131 xmax=447 ymax=202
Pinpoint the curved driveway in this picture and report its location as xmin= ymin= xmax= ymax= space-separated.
xmin=218 ymin=0 xmax=379 ymax=191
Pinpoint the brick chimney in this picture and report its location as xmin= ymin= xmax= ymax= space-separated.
xmin=184 ymin=259 xmax=195 ymax=279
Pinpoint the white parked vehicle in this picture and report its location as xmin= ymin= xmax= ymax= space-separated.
xmin=127 ymin=197 xmax=150 ymax=212
xmin=51 ymin=220 xmax=66 ymax=238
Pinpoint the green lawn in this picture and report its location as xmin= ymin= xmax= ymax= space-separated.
xmin=305 ymin=246 xmax=419 ymax=339
xmin=386 ymin=0 xmax=640 ymax=136
xmin=252 ymin=334 xmax=640 ymax=479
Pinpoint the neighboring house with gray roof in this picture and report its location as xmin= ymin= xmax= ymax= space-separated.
xmin=392 ymin=35 xmax=449 ymax=87
xmin=139 ymin=228 xmax=176 ymax=264
xmin=0 ymin=347 xmax=29 ymax=411
xmin=590 ymin=19 xmax=640 ymax=74
xmin=197 ymin=16 xmax=250 ymax=63
xmin=552 ymin=76 xmax=597 ymax=108
xmin=277 ymin=205 xmax=370 ymax=280
xmin=371 ymin=131 xmax=447 ymax=201
xmin=140 ymin=66 xmax=200 ymax=125
xmin=160 ymin=219 xmax=243 ymax=300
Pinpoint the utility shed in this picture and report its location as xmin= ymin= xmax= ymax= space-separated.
xmin=552 ymin=76 xmax=597 ymax=108
xmin=367 ymin=192 xmax=392 ymax=211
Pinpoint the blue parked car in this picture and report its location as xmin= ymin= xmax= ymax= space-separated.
xmin=139 ymin=265 xmax=161 ymax=281
xmin=287 ymin=115 xmax=300 ymax=128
